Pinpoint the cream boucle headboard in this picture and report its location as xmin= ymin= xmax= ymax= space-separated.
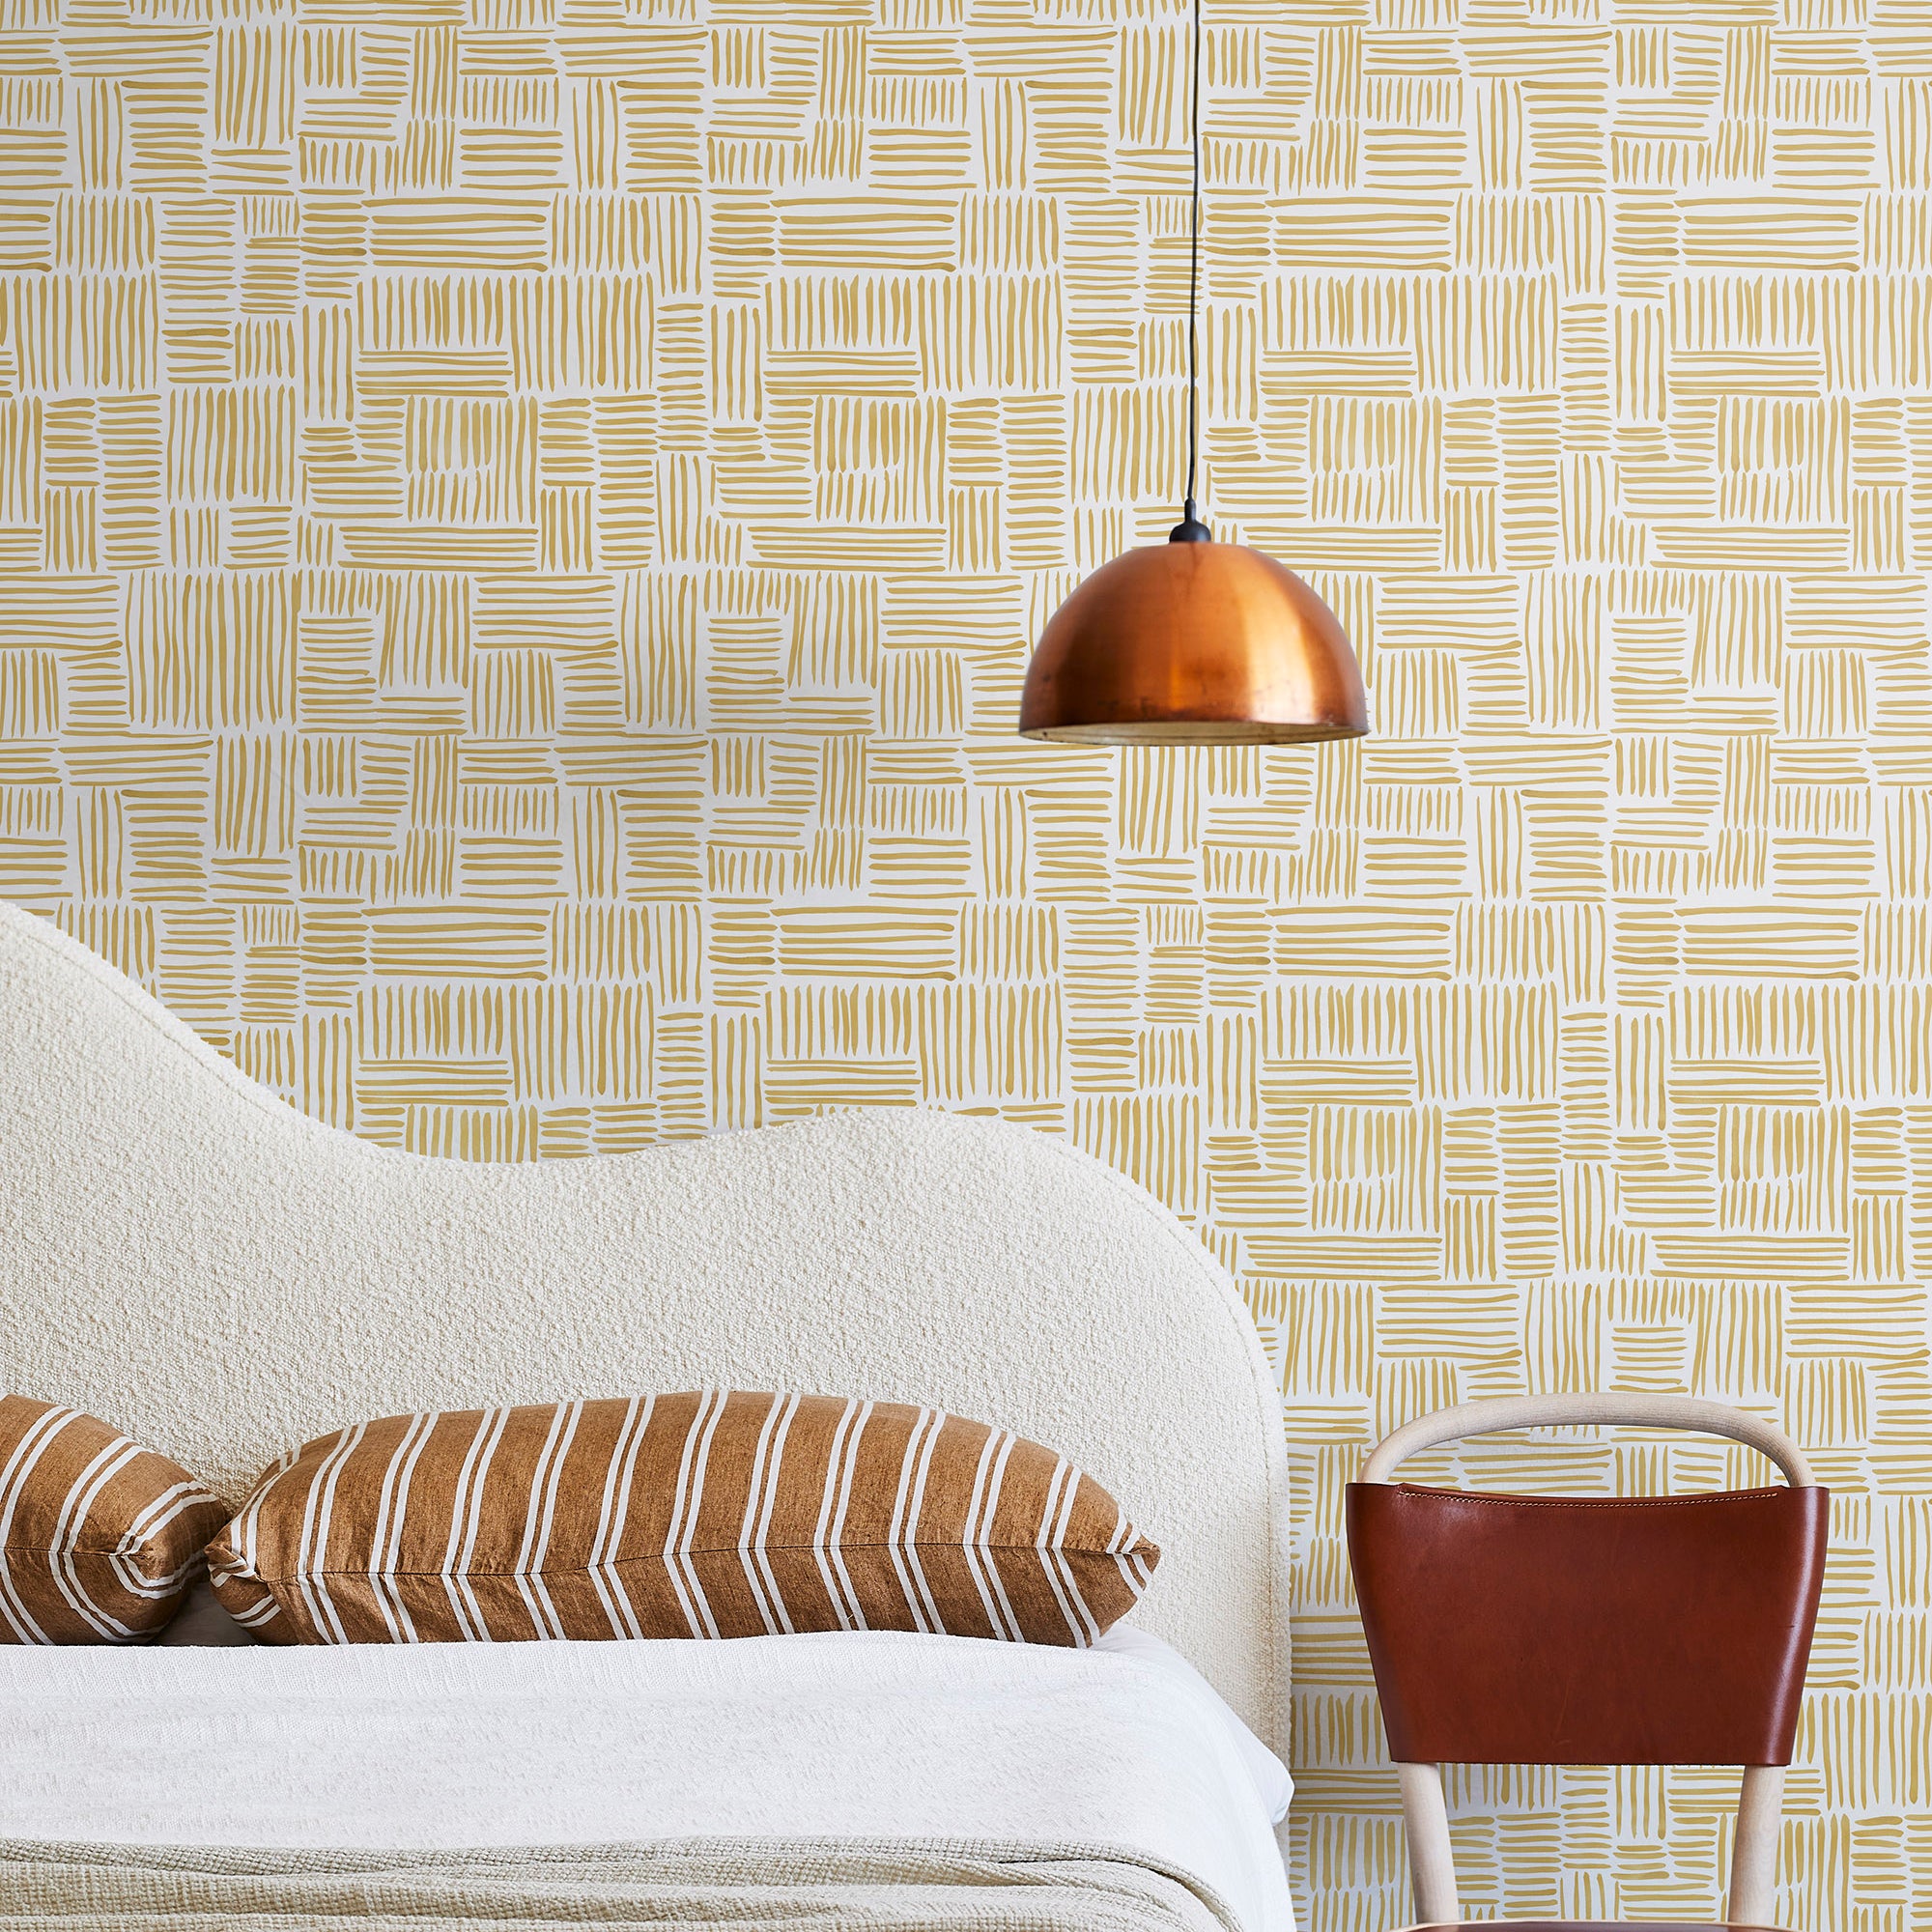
xmin=0 ymin=902 xmax=1290 ymax=1747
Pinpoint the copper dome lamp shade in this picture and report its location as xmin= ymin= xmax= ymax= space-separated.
xmin=1018 ymin=0 xmax=1368 ymax=748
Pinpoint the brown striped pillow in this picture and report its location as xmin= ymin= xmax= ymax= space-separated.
xmin=207 ymin=1391 xmax=1158 ymax=1646
xmin=0 ymin=1396 xmax=228 ymax=1644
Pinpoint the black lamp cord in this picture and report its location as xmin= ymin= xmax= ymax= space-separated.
xmin=1171 ymin=0 xmax=1211 ymax=545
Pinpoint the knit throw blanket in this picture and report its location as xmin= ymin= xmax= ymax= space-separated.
xmin=0 ymin=1837 xmax=1239 ymax=1931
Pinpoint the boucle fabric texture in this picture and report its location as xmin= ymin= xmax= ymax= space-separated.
xmin=208 ymin=1392 xmax=1159 ymax=1645
xmin=0 ymin=1396 xmax=227 ymax=1644
xmin=0 ymin=904 xmax=1289 ymax=1741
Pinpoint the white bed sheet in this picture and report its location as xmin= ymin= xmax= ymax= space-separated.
xmin=0 ymin=1627 xmax=1294 ymax=1932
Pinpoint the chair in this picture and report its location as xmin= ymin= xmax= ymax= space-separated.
xmin=1347 ymin=1394 xmax=1829 ymax=1932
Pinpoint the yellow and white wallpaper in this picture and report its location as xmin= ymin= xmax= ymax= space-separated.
xmin=3 ymin=0 xmax=1930 ymax=1923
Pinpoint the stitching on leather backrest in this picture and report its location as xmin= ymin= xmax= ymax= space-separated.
xmin=1388 ymin=1485 xmax=1797 ymax=1508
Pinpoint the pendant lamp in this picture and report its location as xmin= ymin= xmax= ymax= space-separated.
xmin=1018 ymin=0 xmax=1369 ymax=746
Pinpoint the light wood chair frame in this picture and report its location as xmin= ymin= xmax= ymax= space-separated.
xmin=1358 ymin=1393 xmax=1819 ymax=1931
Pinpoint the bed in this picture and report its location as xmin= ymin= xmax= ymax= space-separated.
xmin=0 ymin=901 xmax=1296 ymax=1932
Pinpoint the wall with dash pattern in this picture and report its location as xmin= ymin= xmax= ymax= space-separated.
xmin=3 ymin=2 xmax=1931 ymax=1924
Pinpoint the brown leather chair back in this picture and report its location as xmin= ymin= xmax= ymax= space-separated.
xmin=1348 ymin=1396 xmax=1828 ymax=1927
xmin=1347 ymin=1481 xmax=1829 ymax=1765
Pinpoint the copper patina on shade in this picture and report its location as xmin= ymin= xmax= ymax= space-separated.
xmin=1019 ymin=539 xmax=1368 ymax=745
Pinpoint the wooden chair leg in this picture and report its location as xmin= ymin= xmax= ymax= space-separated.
xmin=1397 ymin=1761 xmax=1459 ymax=1926
xmin=1728 ymin=1765 xmax=1784 ymax=1927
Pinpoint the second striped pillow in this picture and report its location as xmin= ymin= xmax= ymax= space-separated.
xmin=207 ymin=1392 xmax=1158 ymax=1647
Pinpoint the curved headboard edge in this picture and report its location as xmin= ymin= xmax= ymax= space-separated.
xmin=5 ymin=900 xmax=471 ymax=1152
xmin=0 ymin=900 xmax=1290 ymax=1752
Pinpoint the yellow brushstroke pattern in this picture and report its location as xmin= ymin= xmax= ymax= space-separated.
xmin=1 ymin=8 xmax=1928 ymax=1927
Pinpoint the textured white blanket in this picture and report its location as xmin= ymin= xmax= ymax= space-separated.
xmin=0 ymin=1630 xmax=1293 ymax=1932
